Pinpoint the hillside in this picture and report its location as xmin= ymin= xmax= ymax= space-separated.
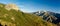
xmin=0 ymin=3 xmax=57 ymax=26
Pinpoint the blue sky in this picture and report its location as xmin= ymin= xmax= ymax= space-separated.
xmin=0 ymin=0 xmax=60 ymax=13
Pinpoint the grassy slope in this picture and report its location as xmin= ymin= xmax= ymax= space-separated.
xmin=0 ymin=4 xmax=57 ymax=26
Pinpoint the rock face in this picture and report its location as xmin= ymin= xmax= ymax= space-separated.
xmin=5 ymin=4 xmax=19 ymax=11
xmin=33 ymin=11 xmax=60 ymax=24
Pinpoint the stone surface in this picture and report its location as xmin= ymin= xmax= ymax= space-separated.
xmin=5 ymin=4 xmax=19 ymax=11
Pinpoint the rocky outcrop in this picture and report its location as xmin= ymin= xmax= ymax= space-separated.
xmin=5 ymin=3 xmax=19 ymax=11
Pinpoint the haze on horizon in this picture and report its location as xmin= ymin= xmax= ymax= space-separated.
xmin=0 ymin=0 xmax=60 ymax=13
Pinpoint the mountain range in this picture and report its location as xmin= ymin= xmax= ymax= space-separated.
xmin=33 ymin=11 xmax=60 ymax=25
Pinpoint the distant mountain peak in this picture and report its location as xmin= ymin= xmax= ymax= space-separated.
xmin=33 ymin=10 xmax=60 ymax=24
xmin=34 ymin=10 xmax=49 ymax=14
